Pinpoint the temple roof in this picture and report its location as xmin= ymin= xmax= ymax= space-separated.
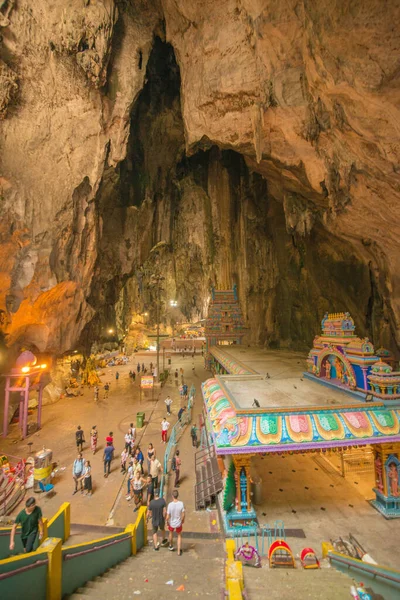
xmin=209 ymin=347 xmax=258 ymax=375
xmin=202 ymin=376 xmax=400 ymax=455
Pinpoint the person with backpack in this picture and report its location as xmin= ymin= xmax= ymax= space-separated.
xmin=103 ymin=382 xmax=110 ymax=399
xmin=75 ymin=425 xmax=85 ymax=452
xmin=72 ymin=452 xmax=85 ymax=494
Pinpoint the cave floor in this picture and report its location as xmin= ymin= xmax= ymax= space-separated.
xmin=1 ymin=348 xmax=399 ymax=571
xmin=0 ymin=351 xmax=212 ymax=534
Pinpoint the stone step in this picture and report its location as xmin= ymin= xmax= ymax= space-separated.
xmin=66 ymin=542 xmax=224 ymax=599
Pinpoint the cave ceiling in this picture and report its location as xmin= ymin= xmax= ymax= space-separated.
xmin=0 ymin=0 xmax=399 ymax=358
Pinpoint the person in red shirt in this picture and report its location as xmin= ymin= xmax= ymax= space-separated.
xmin=106 ymin=431 xmax=114 ymax=445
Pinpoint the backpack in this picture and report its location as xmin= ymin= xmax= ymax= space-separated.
xmin=171 ymin=456 xmax=176 ymax=472
xmin=76 ymin=430 xmax=83 ymax=442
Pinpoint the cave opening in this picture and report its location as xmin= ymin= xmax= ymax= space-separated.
xmin=81 ymin=35 xmax=393 ymax=356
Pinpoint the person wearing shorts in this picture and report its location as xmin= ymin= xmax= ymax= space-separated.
xmin=9 ymin=497 xmax=43 ymax=553
xmin=166 ymin=489 xmax=185 ymax=555
xmin=148 ymin=490 xmax=168 ymax=550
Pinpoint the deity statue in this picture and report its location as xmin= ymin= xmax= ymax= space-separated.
xmin=388 ymin=463 xmax=399 ymax=497
xmin=325 ymin=360 xmax=331 ymax=379
xmin=374 ymin=455 xmax=383 ymax=491
xmin=335 ymin=358 xmax=343 ymax=381
xmin=235 ymin=542 xmax=261 ymax=568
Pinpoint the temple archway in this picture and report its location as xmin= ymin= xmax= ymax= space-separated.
xmin=317 ymin=348 xmax=356 ymax=388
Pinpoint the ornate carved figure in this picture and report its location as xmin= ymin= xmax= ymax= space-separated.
xmin=388 ymin=463 xmax=399 ymax=497
xmin=374 ymin=455 xmax=383 ymax=492
xmin=335 ymin=358 xmax=343 ymax=381
xmin=325 ymin=360 xmax=331 ymax=379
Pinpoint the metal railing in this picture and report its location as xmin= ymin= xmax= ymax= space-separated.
xmin=159 ymin=385 xmax=195 ymax=498
xmin=0 ymin=558 xmax=48 ymax=581
xmin=63 ymin=535 xmax=131 ymax=561
xmin=231 ymin=520 xmax=286 ymax=555
xmin=0 ymin=455 xmax=26 ymax=516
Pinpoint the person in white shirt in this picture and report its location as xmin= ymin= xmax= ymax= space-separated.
xmin=166 ymin=489 xmax=185 ymax=555
xmin=164 ymin=396 xmax=173 ymax=415
xmin=161 ymin=418 xmax=170 ymax=443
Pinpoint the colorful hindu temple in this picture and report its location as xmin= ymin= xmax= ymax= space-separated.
xmin=204 ymin=286 xmax=246 ymax=371
xmin=201 ymin=301 xmax=400 ymax=530
xmin=305 ymin=312 xmax=400 ymax=402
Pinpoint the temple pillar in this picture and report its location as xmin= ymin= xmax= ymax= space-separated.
xmin=370 ymin=443 xmax=400 ymax=518
xmin=22 ymin=376 xmax=29 ymax=439
xmin=3 ymin=377 xmax=10 ymax=437
xmin=223 ymin=455 xmax=258 ymax=533
xmin=37 ymin=384 xmax=44 ymax=430
xmin=361 ymin=367 xmax=368 ymax=390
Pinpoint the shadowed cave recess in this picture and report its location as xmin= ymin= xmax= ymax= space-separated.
xmin=80 ymin=37 xmax=391 ymax=355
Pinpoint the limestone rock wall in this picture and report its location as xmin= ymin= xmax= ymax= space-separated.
xmin=0 ymin=0 xmax=399 ymax=357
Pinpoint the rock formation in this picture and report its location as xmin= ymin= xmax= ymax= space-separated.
xmin=0 ymin=0 xmax=399 ymax=358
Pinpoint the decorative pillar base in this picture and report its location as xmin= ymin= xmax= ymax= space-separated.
xmin=223 ymin=507 xmax=258 ymax=535
xmin=369 ymin=488 xmax=400 ymax=519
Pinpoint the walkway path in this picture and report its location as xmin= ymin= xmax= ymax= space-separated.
xmin=1 ymin=351 xmax=211 ymax=533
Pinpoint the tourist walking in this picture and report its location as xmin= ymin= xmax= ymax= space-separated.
xmin=137 ymin=362 xmax=141 ymax=373
xmin=190 ymin=424 xmax=198 ymax=448
xmin=177 ymin=406 xmax=186 ymax=423
xmin=82 ymin=460 xmax=92 ymax=496
xmin=164 ymin=395 xmax=172 ymax=415
xmin=173 ymin=450 xmax=181 ymax=487
xmin=124 ymin=431 xmax=133 ymax=455
xmin=126 ymin=461 xmax=135 ymax=499
xmin=132 ymin=371 xmax=136 ymax=382
xmin=75 ymin=425 xmax=85 ymax=452
xmin=142 ymin=362 xmax=145 ymax=372
xmin=146 ymin=475 xmax=155 ymax=506
xmin=161 ymin=417 xmax=170 ymax=443
xmin=9 ymin=497 xmax=44 ymax=553
xmin=129 ymin=423 xmax=136 ymax=445
xmin=120 ymin=448 xmax=129 ymax=474
xmin=183 ymin=383 xmax=188 ymax=399
xmin=103 ymin=443 xmax=114 ymax=478
xmin=149 ymin=454 xmax=162 ymax=490
xmin=90 ymin=425 xmax=98 ymax=454
xmin=135 ymin=446 xmax=144 ymax=474
xmin=72 ymin=453 xmax=85 ymax=494
xmin=147 ymin=443 xmax=156 ymax=474
xmin=132 ymin=471 xmax=146 ymax=512
xmin=94 ymin=386 xmax=99 ymax=403
xmin=167 ymin=490 xmax=185 ymax=555
xmin=115 ymin=371 xmax=119 ymax=381
xmin=148 ymin=490 xmax=168 ymax=551
xmin=104 ymin=382 xmax=110 ymax=399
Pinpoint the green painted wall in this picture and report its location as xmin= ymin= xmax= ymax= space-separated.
xmin=0 ymin=552 xmax=47 ymax=600
xmin=61 ymin=535 xmax=131 ymax=596
xmin=48 ymin=512 xmax=65 ymax=542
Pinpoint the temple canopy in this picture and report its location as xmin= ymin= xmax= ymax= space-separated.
xmin=202 ymin=347 xmax=400 ymax=455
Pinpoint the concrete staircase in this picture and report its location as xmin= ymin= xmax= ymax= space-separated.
xmin=67 ymin=539 xmax=224 ymax=600
xmin=244 ymin=564 xmax=355 ymax=600
xmin=194 ymin=447 xmax=223 ymax=510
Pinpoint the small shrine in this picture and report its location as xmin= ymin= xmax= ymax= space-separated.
xmin=305 ymin=312 xmax=394 ymax=399
xmin=370 ymin=443 xmax=400 ymax=518
xmin=204 ymin=285 xmax=246 ymax=370
xmin=368 ymin=361 xmax=400 ymax=400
